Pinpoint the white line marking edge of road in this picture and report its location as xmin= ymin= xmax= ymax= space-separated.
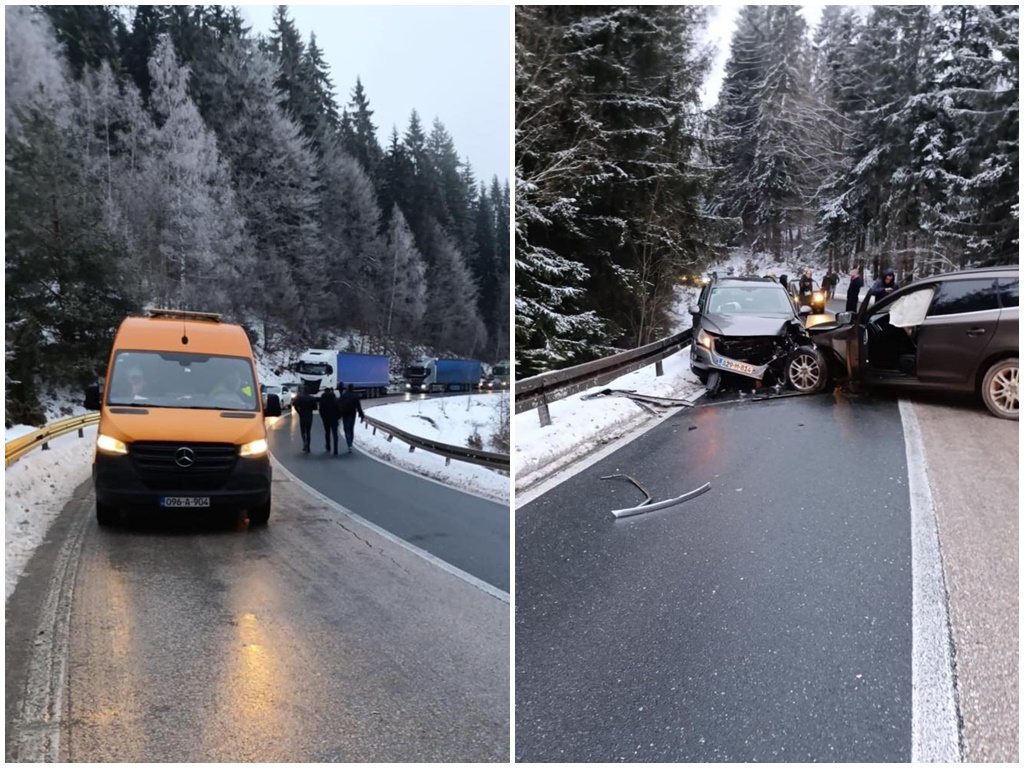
xmin=270 ymin=456 xmax=510 ymax=605
xmin=900 ymin=399 xmax=962 ymax=762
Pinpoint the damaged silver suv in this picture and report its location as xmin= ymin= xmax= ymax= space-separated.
xmin=689 ymin=275 xmax=817 ymax=396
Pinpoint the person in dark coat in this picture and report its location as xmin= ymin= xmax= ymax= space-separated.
xmin=293 ymin=384 xmax=317 ymax=453
xmin=846 ymin=268 xmax=864 ymax=313
xmin=337 ymin=383 xmax=365 ymax=454
xmin=867 ymin=267 xmax=899 ymax=302
xmin=798 ymin=269 xmax=814 ymax=299
xmin=319 ymin=386 xmax=341 ymax=454
xmin=779 ymin=274 xmax=788 ymax=290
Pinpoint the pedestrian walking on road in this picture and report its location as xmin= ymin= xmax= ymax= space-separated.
xmin=293 ymin=384 xmax=317 ymax=453
xmin=338 ymin=383 xmax=365 ymax=454
xmin=846 ymin=268 xmax=864 ymax=313
xmin=319 ymin=386 xmax=341 ymax=454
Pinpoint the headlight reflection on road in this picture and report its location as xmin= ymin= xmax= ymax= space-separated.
xmin=233 ymin=612 xmax=276 ymax=718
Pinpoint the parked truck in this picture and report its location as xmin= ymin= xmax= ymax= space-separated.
xmin=405 ymin=357 xmax=482 ymax=394
xmin=295 ymin=349 xmax=390 ymax=398
xmin=488 ymin=360 xmax=510 ymax=389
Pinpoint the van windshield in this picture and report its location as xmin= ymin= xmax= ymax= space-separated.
xmin=107 ymin=351 xmax=259 ymax=411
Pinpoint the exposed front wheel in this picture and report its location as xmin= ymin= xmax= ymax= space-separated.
xmin=786 ymin=346 xmax=828 ymax=394
xmin=981 ymin=357 xmax=1018 ymax=420
xmin=705 ymin=370 xmax=722 ymax=398
xmin=96 ymin=500 xmax=119 ymax=527
xmin=248 ymin=498 xmax=271 ymax=526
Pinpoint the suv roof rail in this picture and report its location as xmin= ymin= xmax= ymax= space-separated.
xmin=144 ymin=308 xmax=222 ymax=323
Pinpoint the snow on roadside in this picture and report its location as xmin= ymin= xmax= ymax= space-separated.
xmin=358 ymin=394 xmax=510 ymax=503
xmin=5 ymin=426 xmax=97 ymax=604
xmin=514 ymin=346 xmax=705 ymax=494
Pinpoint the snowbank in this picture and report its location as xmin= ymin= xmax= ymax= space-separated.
xmin=5 ymin=426 xmax=97 ymax=604
xmin=359 ymin=394 xmax=510 ymax=503
xmin=514 ymin=347 xmax=705 ymax=494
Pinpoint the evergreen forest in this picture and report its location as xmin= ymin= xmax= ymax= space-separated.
xmin=516 ymin=5 xmax=1018 ymax=376
xmin=6 ymin=5 xmax=510 ymax=425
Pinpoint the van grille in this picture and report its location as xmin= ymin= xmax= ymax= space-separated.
xmin=129 ymin=442 xmax=238 ymax=490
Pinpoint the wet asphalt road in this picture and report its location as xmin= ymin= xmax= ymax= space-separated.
xmin=267 ymin=410 xmax=509 ymax=593
xmin=515 ymin=393 xmax=914 ymax=762
xmin=5 ymin=476 xmax=509 ymax=762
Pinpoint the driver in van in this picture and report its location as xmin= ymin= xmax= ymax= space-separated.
xmin=127 ymin=367 xmax=147 ymax=400
xmin=210 ymin=369 xmax=255 ymax=404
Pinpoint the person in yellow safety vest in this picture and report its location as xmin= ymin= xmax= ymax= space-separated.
xmin=210 ymin=370 xmax=254 ymax=403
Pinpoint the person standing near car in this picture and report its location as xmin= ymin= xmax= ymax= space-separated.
xmin=798 ymin=269 xmax=814 ymax=306
xmin=293 ymin=383 xmax=317 ymax=453
xmin=846 ymin=268 xmax=864 ymax=312
xmin=337 ymin=383 xmax=364 ymax=454
xmin=319 ymin=385 xmax=341 ymax=454
xmin=868 ymin=268 xmax=899 ymax=302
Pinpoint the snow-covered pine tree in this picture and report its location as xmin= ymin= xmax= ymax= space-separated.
xmin=381 ymin=206 xmax=428 ymax=339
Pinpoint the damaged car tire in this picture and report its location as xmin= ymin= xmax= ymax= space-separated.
xmin=786 ymin=346 xmax=828 ymax=394
xmin=705 ymin=370 xmax=722 ymax=398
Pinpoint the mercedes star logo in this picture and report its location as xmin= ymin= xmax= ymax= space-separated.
xmin=174 ymin=446 xmax=196 ymax=468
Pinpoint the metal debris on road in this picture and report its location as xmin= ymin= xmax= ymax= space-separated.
xmin=601 ymin=474 xmax=711 ymax=519
xmin=580 ymin=389 xmax=696 ymax=415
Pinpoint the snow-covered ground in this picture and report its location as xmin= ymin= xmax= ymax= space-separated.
xmin=356 ymin=393 xmax=510 ymax=502
xmin=4 ymin=392 xmax=509 ymax=604
xmin=515 ymin=347 xmax=706 ymax=495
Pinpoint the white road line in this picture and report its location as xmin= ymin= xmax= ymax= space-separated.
xmin=270 ymin=456 xmax=510 ymax=605
xmin=900 ymin=399 xmax=962 ymax=762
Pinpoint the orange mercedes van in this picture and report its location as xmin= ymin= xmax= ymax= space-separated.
xmin=84 ymin=309 xmax=281 ymax=526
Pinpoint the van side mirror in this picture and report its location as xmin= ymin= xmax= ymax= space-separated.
xmin=84 ymin=384 xmax=102 ymax=411
xmin=265 ymin=393 xmax=282 ymax=418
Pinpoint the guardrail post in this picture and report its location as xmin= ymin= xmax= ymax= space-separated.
xmin=41 ymin=442 xmax=50 ymax=452
xmin=655 ymin=360 xmax=664 ymax=377
xmin=538 ymin=394 xmax=552 ymax=428
xmin=408 ymin=445 xmax=415 ymax=453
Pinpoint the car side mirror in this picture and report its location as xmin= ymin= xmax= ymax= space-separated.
xmin=265 ymin=393 xmax=282 ymax=417
xmin=836 ymin=311 xmax=853 ymax=326
xmin=84 ymin=384 xmax=102 ymax=411
xmin=799 ymin=305 xmax=812 ymax=316
xmin=688 ymin=306 xmax=699 ymax=317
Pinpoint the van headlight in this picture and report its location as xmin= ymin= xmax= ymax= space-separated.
xmin=238 ymin=438 xmax=268 ymax=458
xmin=697 ymin=329 xmax=715 ymax=350
xmin=96 ymin=433 xmax=128 ymax=455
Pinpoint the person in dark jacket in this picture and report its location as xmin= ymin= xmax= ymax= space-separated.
xmin=846 ymin=268 xmax=864 ymax=313
xmin=293 ymin=384 xmax=317 ymax=453
xmin=798 ymin=269 xmax=814 ymax=300
xmin=867 ymin=268 xmax=899 ymax=302
xmin=337 ymin=383 xmax=365 ymax=453
xmin=319 ymin=386 xmax=341 ymax=454
xmin=779 ymin=274 xmax=788 ymax=290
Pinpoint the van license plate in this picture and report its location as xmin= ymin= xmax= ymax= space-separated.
xmin=161 ymin=497 xmax=210 ymax=508
xmin=717 ymin=357 xmax=756 ymax=375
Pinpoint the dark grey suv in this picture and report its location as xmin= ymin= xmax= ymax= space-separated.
xmin=798 ymin=265 xmax=1018 ymax=419
xmin=689 ymin=275 xmax=814 ymax=395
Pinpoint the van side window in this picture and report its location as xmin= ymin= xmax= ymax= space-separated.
xmin=996 ymin=278 xmax=1019 ymax=308
xmin=928 ymin=279 xmax=998 ymax=317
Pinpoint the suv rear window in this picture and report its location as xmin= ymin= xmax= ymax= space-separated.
xmin=928 ymin=278 xmax=998 ymax=316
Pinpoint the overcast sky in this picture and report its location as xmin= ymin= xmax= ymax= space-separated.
xmin=701 ymin=4 xmax=826 ymax=109
xmin=241 ymin=5 xmax=511 ymax=185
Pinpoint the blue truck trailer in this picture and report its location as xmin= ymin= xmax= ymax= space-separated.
xmin=296 ymin=349 xmax=390 ymax=398
xmin=405 ymin=357 xmax=482 ymax=394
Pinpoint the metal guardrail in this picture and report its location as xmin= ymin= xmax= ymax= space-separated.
xmin=5 ymin=413 xmax=100 ymax=467
xmin=515 ymin=329 xmax=694 ymax=426
xmin=362 ymin=413 xmax=510 ymax=472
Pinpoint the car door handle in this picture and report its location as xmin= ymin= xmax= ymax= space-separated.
xmin=966 ymin=328 xmax=987 ymax=337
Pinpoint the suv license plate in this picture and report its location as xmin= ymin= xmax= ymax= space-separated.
xmin=161 ymin=497 xmax=211 ymax=508
xmin=717 ymin=357 xmax=756 ymax=375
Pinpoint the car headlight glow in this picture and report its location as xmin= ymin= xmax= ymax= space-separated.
xmin=698 ymin=329 xmax=715 ymax=349
xmin=238 ymin=438 xmax=268 ymax=458
xmin=813 ymin=292 xmax=824 ymax=303
xmin=96 ymin=433 xmax=128 ymax=455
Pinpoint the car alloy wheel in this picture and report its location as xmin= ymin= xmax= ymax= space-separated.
xmin=786 ymin=347 xmax=827 ymax=394
xmin=982 ymin=357 xmax=1018 ymax=420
